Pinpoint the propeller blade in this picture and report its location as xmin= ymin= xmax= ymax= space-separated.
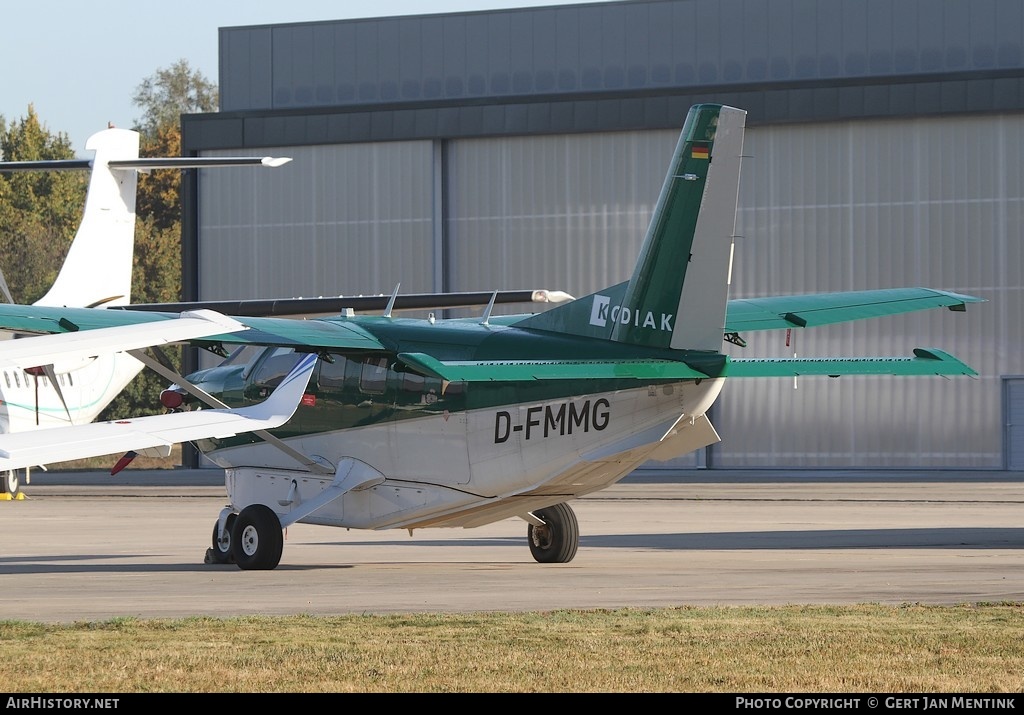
xmin=22 ymin=367 xmax=44 ymax=425
xmin=41 ymin=365 xmax=73 ymax=423
xmin=111 ymin=451 xmax=138 ymax=475
xmin=148 ymin=345 xmax=179 ymax=373
xmin=0 ymin=267 xmax=13 ymax=304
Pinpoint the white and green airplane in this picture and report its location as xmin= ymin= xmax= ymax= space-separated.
xmin=0 ymin=103 xmax=982 ymax=570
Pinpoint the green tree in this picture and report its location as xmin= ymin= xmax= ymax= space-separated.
xmin=95 ymin=211 xmax=185 ymax=422
xmin=131 ymin=59 xmax=218 ymax=139
xmin=135 ymin=122 xmax=183 ymax=231
xmin=0 ymin=107 xmax=85 ymax=303
xmin=100 ymin=61 xmax=217 ymax=422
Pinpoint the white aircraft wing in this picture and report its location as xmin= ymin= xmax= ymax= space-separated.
xmin=0 ymin=309 xmax=247 ymax=370
xmin=0 ymin=352 xmax=318 ymax=472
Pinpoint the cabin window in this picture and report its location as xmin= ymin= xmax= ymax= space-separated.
xmin=317 ymin=354 xmax=349 ymax=390
xmin=359 ymin=357 xmax=388 ymax=394
xmin=3 ymin=373 xmax=8 ymax=389
xmin=401 ymin=372 xmax=425 ymax=394
xmin=14 ymin=373 xmax=20 ymax=388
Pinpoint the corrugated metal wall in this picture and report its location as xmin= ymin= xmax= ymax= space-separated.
xmin=446 ymin=130 xmax=678 ymax=298
xmin=197 ymin=113 xmax=1021 ymax=468
xmin=725 ymin=113 xmax=1020 ymax=468
xmin=219 ymin=0 xmax=1024 ymax=123
xmin=198 ymin=141 xmax=437 ymax=301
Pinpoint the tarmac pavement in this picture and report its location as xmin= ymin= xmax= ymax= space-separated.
xmin=0 ymin=467 xmax=1019 ymax=623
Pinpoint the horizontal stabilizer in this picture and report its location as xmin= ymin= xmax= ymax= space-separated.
xmin=0 ymin=353 xmax=318 ymax=472
xmin=0 ymin=159 xmax=93 ymax=172
xmin=0 ymin=157 xmax=292 ymax=172
xmin=726 ymin=348 xmax=977 ymax=377
xmin=108 ymin=157 xmax=292 ymax=170
xmin=725 ymin=288 xmax=985 ymax=332
xmin=397 ymin=352 xmax=713 ymax=382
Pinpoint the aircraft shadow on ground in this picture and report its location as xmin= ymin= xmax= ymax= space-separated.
xmin=0 ymin=556 xmax=356 ymax=574
xmin=0 ymin=527 xmax=1020 ymax=576
xmin=321 ymin=526 xmax=1024 ymax=551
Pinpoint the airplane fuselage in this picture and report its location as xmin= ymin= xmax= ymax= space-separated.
xmin=0 ymin=351 xmax=143 ymax=433
xmin=184 ymin=317 xmax=726 ymax=531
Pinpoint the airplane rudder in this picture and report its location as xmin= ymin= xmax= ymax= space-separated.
xmin=609 ymin=104 xmax=746 ymax=350
xmin=666 ymin=104 xmax=746 ymax=352
xmin=513 ymin=104 xmax=747 ymax=350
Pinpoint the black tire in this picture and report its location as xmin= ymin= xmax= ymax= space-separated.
xmin=2 ymin=470 xmax=20 ymax=498
xmin=527 ymin=502 xmax=579 ymax=563
xmin=208 ymin=514 xmax=237 ymax=564
xmin=230 ymin=504 xmax=284 ymax=570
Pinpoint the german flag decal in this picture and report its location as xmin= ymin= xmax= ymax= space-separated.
xmin=691 ymin=145 xmax=710 ymax=160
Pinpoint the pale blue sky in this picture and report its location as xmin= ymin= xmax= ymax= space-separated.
xmin=3 ymin=1 xmax=607 ymax=157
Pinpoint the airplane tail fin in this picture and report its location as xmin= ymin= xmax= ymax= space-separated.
xmin=516 ymin=103 xmax=746 ymax=352
xmin=35 ymin=129 xmax=141 ymax=309
xmin=1 ymin=130 xmax=293 ymax=312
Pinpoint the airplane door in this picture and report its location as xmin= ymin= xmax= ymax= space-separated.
xmin=388 ymin=368 xmax=471 ymax=486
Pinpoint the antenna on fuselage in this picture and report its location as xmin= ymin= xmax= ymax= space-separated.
xmin=382 ymin=283 xmax=400 ymax=318
xmin=480 ymin=291 xmax=498 ymax=326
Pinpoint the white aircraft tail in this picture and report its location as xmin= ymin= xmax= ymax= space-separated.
xmin=35 ymin=129 xmax=141 ymax=309
xmin=0 ymin=131 xmax=291 ymax=432
xmin=2 ymin=128 xmax=293 ymax=312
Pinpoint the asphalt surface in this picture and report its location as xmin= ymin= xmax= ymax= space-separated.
xmin=0 ymin=467 xmax=1020 ymax=623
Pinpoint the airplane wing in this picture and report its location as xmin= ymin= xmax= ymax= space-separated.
xmin=398 ymin=347 xmax=976 ymax=382
xmin=724 ymin=287 xmax=983 ymax=332
xmin=0 ymin=304 xmax=387 ymax=351
xmin=0 ymin=309 xmax=247 ymax=370
xmin=726 ymin=347 xmax=977 ymax=377
xmin=0 ymin=353 xmax=318 ymax=472
xmin=397 ymin=353 xmax=716 ymax=382
xmin=121 ymin=289 xmax=575 ymax=317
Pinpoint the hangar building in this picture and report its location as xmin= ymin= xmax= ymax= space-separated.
xmin=180 ymin=0 xmax=1024 ymax=471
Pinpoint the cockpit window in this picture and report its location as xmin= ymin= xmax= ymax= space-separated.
xmin=229 ymin=345 xmax=269 ymax=378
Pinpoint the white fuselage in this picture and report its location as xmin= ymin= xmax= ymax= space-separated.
xmin=212 ymin=377 xmax=725 ymax=532
xmin=0 ymin=352 xmax=143 ymax=433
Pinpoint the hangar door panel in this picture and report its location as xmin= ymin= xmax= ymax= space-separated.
xmin=1006 ymin=379 xmax=1024 ymax=470
xmin=197 ymin=141 xmax=436 ymax=303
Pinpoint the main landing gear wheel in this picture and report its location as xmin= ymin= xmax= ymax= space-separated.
xmin=527 ymin=502 xmax=579 ymax=564
xmin=231 ymin=504 xmax=284 ymax=571
xmin=2 ymin=470 xmax=20 ymax=498
xmin=205 ymin=513 xmax=237 ymax=564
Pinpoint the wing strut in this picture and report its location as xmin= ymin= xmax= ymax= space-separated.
xmin=128 ymin=349 xmax=334 ymax=475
